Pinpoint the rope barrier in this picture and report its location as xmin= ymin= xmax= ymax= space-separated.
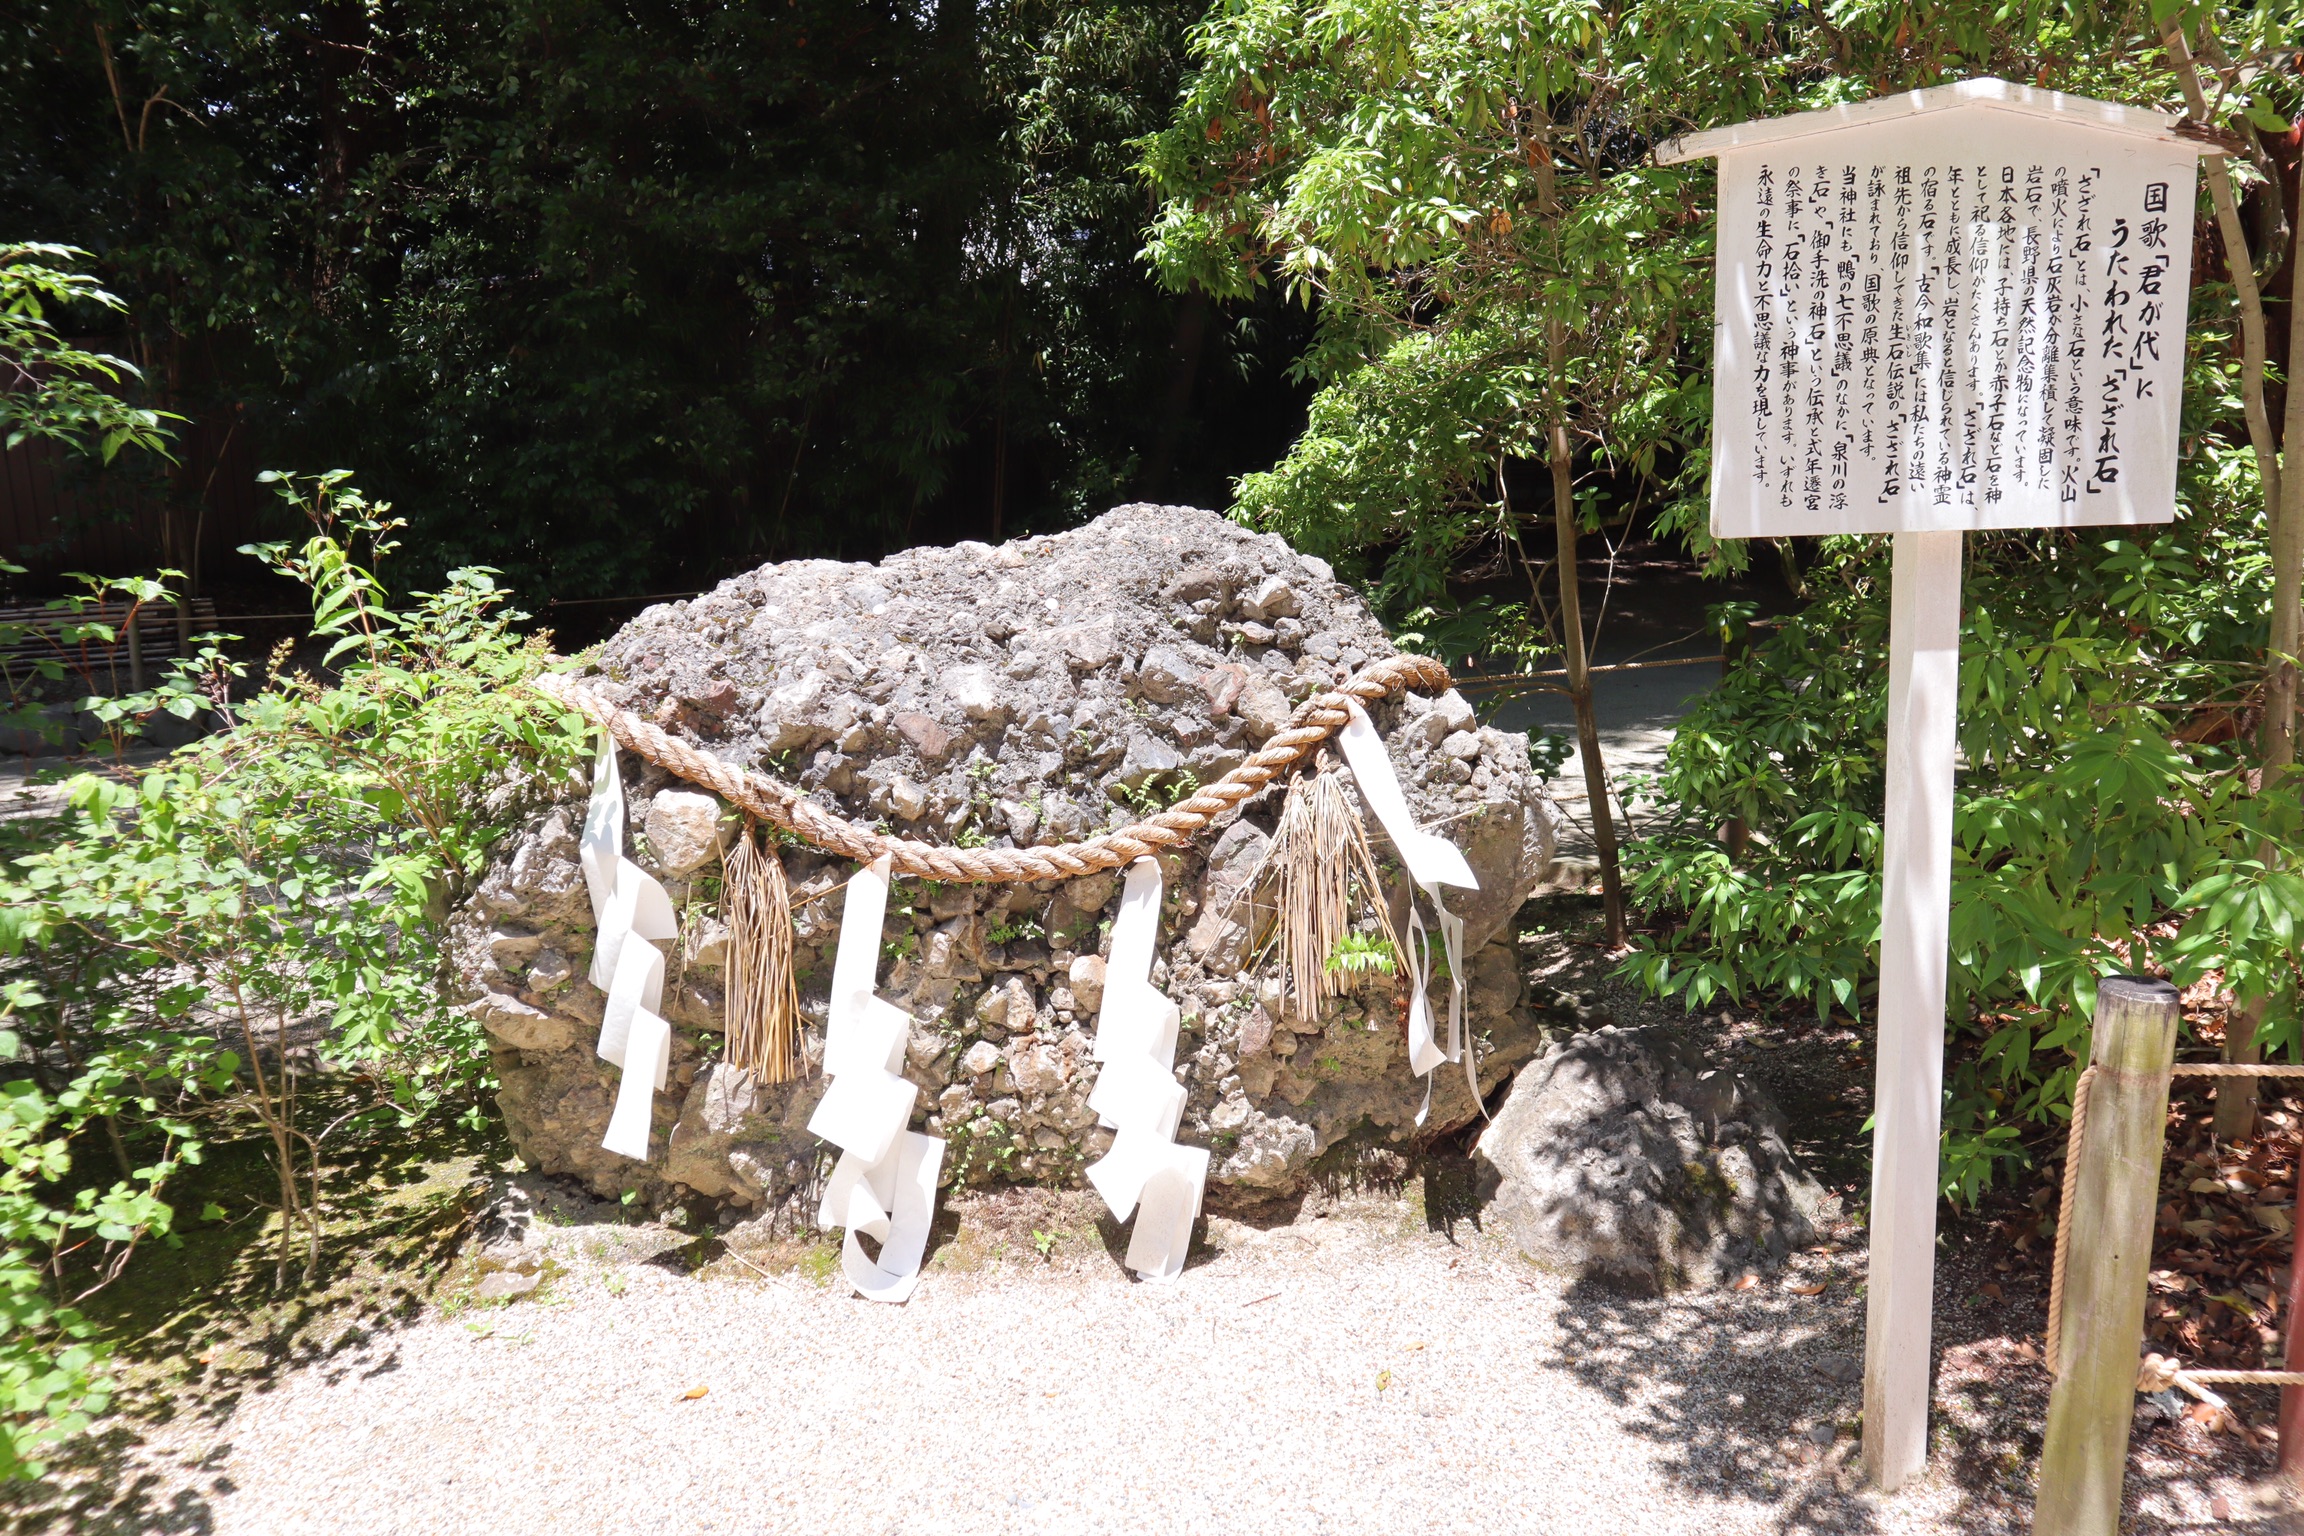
xmin=534 ymin=653 xmax=1453 ymax=883
xmin=2169 ymin=1063 xmax=2304 ymax=1077
xmin=2044 ymin=1065 xmax=2096 ymax=1377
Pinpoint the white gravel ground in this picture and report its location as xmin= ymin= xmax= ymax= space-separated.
xmin=62 ymin=1189 xmax=2138 ymax=1536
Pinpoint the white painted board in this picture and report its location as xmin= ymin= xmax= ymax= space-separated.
xmin=1704 ymin=111 xmax=2202 ymax=537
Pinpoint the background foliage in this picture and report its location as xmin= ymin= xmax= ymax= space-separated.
xmin=1145 ymin=0 xmax=2304 ymax=1199
xmin=1 ymin=0 xmax=2302 ymax=1480
xmin=0 ymin=0 xmax=1310 ymax=595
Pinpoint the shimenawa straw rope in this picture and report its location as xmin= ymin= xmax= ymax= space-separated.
xmin=534 ymin=653 xmax=1452 ymax=883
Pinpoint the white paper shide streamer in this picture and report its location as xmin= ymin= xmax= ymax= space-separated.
xmin=1084 ymin=857 xmax=1210 ymax=1282
xmin=1334 ymin=700 xmax=1481 ymax=1120
xmin=806 ymin=855 xmax=946 ymax=1303
xmin=576 ymin=731 xmax=680 ymax=1161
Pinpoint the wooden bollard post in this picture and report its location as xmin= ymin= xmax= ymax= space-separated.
xmin=2035 ymin=976 xmax=2182 ymax=1536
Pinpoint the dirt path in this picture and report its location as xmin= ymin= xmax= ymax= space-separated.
xmin=36 ymin=1193 xmax=1940 ymax=1536
xmin=4 ymin=905 xmax=2287 ymax=1536
xmin=21 ymin=1166 xmax=2282 ymax=1536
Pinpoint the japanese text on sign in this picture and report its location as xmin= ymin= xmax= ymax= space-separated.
xmin=1708 ymin=119 xmax=2197 ymax=537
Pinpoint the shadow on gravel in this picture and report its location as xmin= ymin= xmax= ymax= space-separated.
xmin=0 ymin=1105 xmax=496 ymax=1535
xmin=1416 ymin=1150 xmax=1485 ymax=1240
xmin=1552 ymin=1271 xmax=1887 ymax=1536
xmin=1548 ymin=1259 xmax=2231 ymax=1534
xmin=0 ymin=1425 xmax=220 ymax=1535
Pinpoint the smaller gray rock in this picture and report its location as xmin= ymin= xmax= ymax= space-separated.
xmin=1216 ymin=1110 xmax=1317 ymax=1190
xmin=1474 ymin=1025 xmax=1831 ymax=1292
xmin=489 ymin=928 xmax=544 ymax=963
xmin=1247 ymin=575 xmax=1300 ymax=619
xmin=1236 ymin=1005 xmax=1275 ymax=1058
xmin=1234 ymin=673 xmax=1292 ymax=740
xmin=527 ymin=948 xmax=573 ymax=990
xmin=687 ymin=918 xmax=730 ymax=970
xmin=1440 ymin=730 xmax=1483 ymax=761
xmin=1058 ymin=622 xmax=1119 ymax=669
xmin=892 ymin=711 xmax=955 ymax=762
xmin=890 ymin=776 xmax=928 ymax=821
xmin=960 ymin=1041 xmax=1003 ymax=1077
xmin=1112 ymin=733 xmax=1183 ymax=791
xmin=1007 ymin=1040 xmax=1065 ymax=1095
xmin=1804 ymin=1423 xmax=1837 ymax=1447
xmin=1135 ymin=645 xmax=1202 ymax=706
xmin=1813 ymin=1354 xmax=1862 ymax=1386
xmin=1431 ymin=690 xmax=1476 ymax=734
xmin=945 ymin=664 xmax=1005 ymax=721
xmin=1066 ymin=871 xmax=1118 ymax=912
xmin=469 ymin=992 xmax=578 ymax=1053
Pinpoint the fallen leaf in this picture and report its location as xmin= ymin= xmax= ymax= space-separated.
xmin=2191 ymin=1178 xmax=2224 ymax=1193
xmin=682 ymin=1385 xmax=709 ymax=1401
xmin=1789 ymin=1282 xmax=1827 ymax=1297
xmin=1980 ymin=1283 xmax=2003 ymax=1300
xmin=2254 ymin=1205 xmax=2293 ymax=1236
xmin=1404 ymin=1341 xmax=1427 ymax=1351
xmin=1734 ymin=1274 xmax=1761 ymax=1292
xmin=2188 ymin=1402 xmax=2220 ymax=1425
xmin=1375 ymin=1369 xmax=1392 ymax=1392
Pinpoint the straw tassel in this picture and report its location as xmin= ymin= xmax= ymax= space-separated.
xmin=1257 ymin=762 xmax=1400 ymax=1027
xmin=722 ymin=825 xmax=803 ymax=1083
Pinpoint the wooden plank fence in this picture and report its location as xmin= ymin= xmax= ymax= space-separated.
xmin=0 ymin=414 xmax=264 ymax=583
xmin=0 ymin=598 xmax=223 ymax=692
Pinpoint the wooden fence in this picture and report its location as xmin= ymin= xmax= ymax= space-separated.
xmin=0 ymin=414 xmax=266 ymax=583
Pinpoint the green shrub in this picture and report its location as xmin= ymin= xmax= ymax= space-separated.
xmin=0 ymin=471 xmax=588 ymax=1475
xmin=1624 ymin=507 xmax=2300 ymax=1205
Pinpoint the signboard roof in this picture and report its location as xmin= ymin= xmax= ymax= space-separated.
xmin=1656 ymin=77 xmax=2225 ymax=164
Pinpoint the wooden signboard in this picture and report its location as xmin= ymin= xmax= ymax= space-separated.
xmin=1658 ymin=79 xmax=2220 ymax=1492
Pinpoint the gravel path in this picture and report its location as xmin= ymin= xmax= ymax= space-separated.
xmin=60 ymin=1186 xmax=2243 ymax=1536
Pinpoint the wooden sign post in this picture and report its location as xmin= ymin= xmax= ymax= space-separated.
xmin=1658 ymin=80 xmax=2221 ymax=1491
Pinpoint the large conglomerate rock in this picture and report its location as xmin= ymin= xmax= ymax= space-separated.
xmin=448 ymin=506 xmax=1565 ymax=1213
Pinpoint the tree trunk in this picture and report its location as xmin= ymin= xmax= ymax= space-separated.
xmin=2214 ymin=997 xmax=2267 ymax=1141
xmin=1547 ymin=320 xmax=1625 ymax=946
xmin=2165 ymin=24 xmax=2300 ymax=1143
xmin=991 ymin=285 xmax=1013 ymax=541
